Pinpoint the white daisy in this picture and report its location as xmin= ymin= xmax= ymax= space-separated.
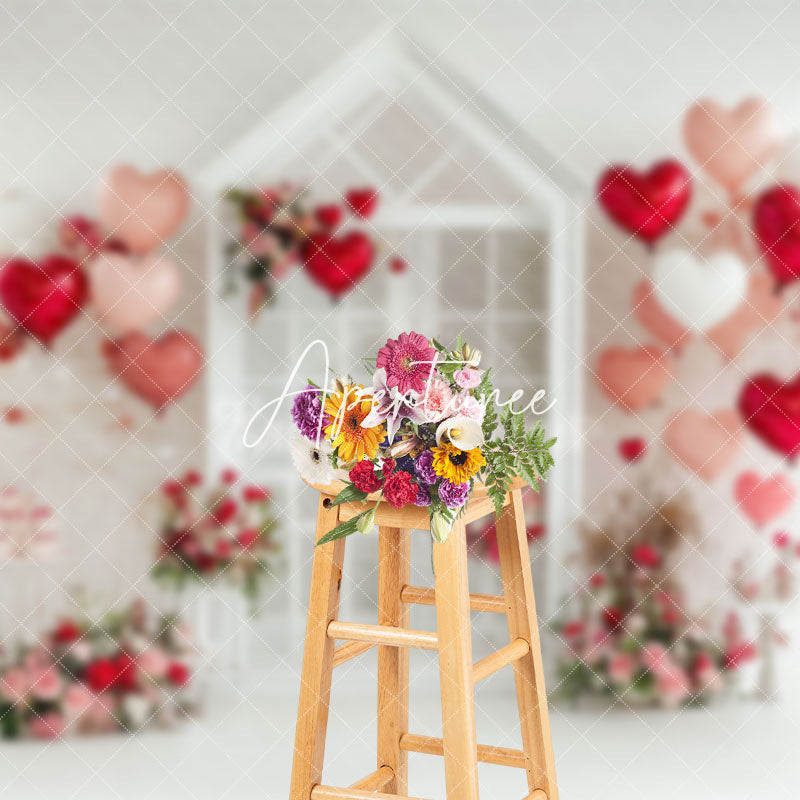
xmin=290 ymin=430 xmax=336 ymax=485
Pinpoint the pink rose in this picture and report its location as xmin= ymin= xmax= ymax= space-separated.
xmin=0 ymin=667 xmax=29 ymax=702
xmin=608 ymin=652 xmax=636 ymax=684
xmin=63 ymin=684 xmax=94 ymax=720
xmin=454 ymin=368 xmax=482 ymax=389
xmin=137 ymin=647 xmax=169 ymax=680
xmin=29 ymin=667 xmax=62 ymax=703
xmin=640 ymin=642 xmax=669 ymax=675
xmin=28 ymin=711 xmax=66 ymax=740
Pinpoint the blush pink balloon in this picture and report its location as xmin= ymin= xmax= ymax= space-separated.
xmin=706 ymin=273 xmax=783 ymax=360
xmin=596 ymin=346 xmax=672 ymax=412
xmin=99 ymin=165 xmax=190 ymax=254
xmin=90 ymin=253 xmax=181 ymax=334
xmin=734 ymin=471 xmax=795 ymax=527
xmin=663 ymin=408 xmax=741 ymax=482
xmin=683 ymin=97 xmax=782 ymax=194
xmin=102 ymin=330 xmax=203 ymax=413
xmin=632 ymin=280 xmax=690 ymax=353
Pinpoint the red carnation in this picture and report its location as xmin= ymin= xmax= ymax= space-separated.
xmin=631 ymin=543 xmax=660 ymax=569
xmin=383 ymin=471 xmax=417 ymax=509
xmin=52 ymin=619 xmax=81 ymax=645
xmin=210 ymin=497 xmax=238 ymax=526
xmin=182 ymin=469 xmax=203 ymax=488
xmin=220 ymin=468 xmax=238 ymax=485
xmin=602 ymin=606 xmax=623 ymax=630
xmin=85 ymin=659 xmax=117 ymax=693
xmin=166 ymin=661 xmax=191 ymax=688
xmin=380 ymin=458 xmax=396 ymax=479
xmin=237 ymin=528 xmax=259 ymax=549
xmin=349 ymin=460 xmax=383 ymax=493
xmin=113 ymin=653 xmax=138 ymax=692
xmin=243 ymin=485 xmax=270 ymax=503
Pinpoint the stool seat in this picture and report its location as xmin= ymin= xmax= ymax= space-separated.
xmin=303 ymin=476 xmax=528 ymax=529
xmin=289 ymin=480 xmax=559 ymax=800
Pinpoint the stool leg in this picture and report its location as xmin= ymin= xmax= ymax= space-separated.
xmin=433 ymin=519 xmax=480 ymax=800
xmin=495 ymin=489 xmax=558 ymax=800
xmin=289 ymin=497 xmax=346 ymax=800
xmin=377 ymin=526 xmax=411 ymax=794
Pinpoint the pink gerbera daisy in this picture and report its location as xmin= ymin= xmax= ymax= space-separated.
xmin=376 ymin=332 xmax=436 ymax=395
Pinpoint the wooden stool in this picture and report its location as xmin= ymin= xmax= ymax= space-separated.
xmin=289 ymin=478 xmax=558 ymax=800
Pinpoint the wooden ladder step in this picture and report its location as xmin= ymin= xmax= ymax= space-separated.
xmin=399 ymin=733 xmax=527 ymax=769
xmin=400 ymin=585 xmax=507 ymax=614
xmin=473 ymin=637 xmax=530 ymax=683
xmin=327 ymin=620 xmax=438 ymax=650
xmin=348 ymin=765 xmax=394 ymax=791
xmin=524 ymin=792 xmax=547 ymax=800
xmin=332 ymin=640 xmax=375 ymax=667
xmin=311 ymin=786 xmax=431 ymax=800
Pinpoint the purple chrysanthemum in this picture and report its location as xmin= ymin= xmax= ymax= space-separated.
xmin=438 ymin=479 xmax=470 ymax=509
xmin=291 ymin=385 xmax=328 ymax=441
xmin=413 ymin=484 xmax=432 ymax=507
xmin=414 ymin=450 xmax=437 ymax=485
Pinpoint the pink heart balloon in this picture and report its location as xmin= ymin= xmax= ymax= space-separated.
xmin=103 ymin=330 xmax=203 ymax=413
xmin=706 ymin=272 xmax=783 ymax=360
xmin=734 ymin=471 xmax=795 ymax=527
xmin=684 ymin=98 xmax=781 ymax=194
xmin=90 ymin=253 xmax=181 ymax=334
xmin=99 ymin=165 xmax=190 ymax=254
xmin=632 ymin=280 xmax=690 ymax=354
xmin=596 ymin=346 xmax=672 ymax=412
xmin=663 ymin=408 xmax=741 ymax=482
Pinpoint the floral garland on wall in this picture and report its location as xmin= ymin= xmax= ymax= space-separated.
xmin=151 ymin=468 xmax=277 ymax=607
xmin=224 ymin=183 xmax=405 ymax=314
xmin=288 ymin=331 xmax=555 ymax=544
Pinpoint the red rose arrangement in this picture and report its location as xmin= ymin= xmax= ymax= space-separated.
xmin=152 ymin=468 xmax=277 ymax=606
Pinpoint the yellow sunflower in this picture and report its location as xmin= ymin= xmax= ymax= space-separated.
xmin=324 ymin=384 xmax=384 ymax=463
xmin=431 ymin=442 xmax=486 ymax=484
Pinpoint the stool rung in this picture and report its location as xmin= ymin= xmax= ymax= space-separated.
xmin=327 ymin=620 xmax=438 ymax=650
xmin=473 ymin=637 xmax=530 ymax=683
xmin=524 ymin=792 xmax=548 ymax=800
xmin=349 ymin=765 xmax=393 ymax=791
xmin=399 ymin=733 xmax=527 ymax=768
xmin=333 ymin=640 xmax=375 ymax=667
xmin=311 ymin=786 xmax=430 ymax=800
xmin=400 ymin=585 xmax=507 ymax=614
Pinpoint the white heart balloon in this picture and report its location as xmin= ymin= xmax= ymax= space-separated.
xmin=652 ymin=249 xmax=747 ymax=331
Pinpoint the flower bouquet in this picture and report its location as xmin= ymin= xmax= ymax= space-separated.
xmin=151 ymin=468 xmax=277 ymax=605
xmin=289 ymin=332 xmax=556 ymax=545
xmin=555 ymin=487 xmax=730 ymax=708
xmin=0 ymin=599 xmax=193 ymax=739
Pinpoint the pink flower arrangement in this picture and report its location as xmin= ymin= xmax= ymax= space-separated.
xmin=0 ymin=599 xmax=193 ymax=740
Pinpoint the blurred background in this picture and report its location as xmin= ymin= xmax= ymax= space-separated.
xmin=1 ymin=2 xmax=799 ymax=798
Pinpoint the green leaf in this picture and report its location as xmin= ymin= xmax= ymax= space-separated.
xmin=316 ymin=507 xmax=375 ymax=545
xmin=330 ymin=483 xmax=369 ymax=506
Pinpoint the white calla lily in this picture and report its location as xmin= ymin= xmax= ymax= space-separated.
xmin=435 ymin=415 xmax=484 ymax=450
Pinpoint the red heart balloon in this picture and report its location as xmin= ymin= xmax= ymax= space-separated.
xmin=345 ymin=187 xmax=379 ymax=219
xmin=103 ymin=330 xmax=203 ymax=413
xmin=0 ymin=256 xmax=88 ymax=345
xmin=0 ymin=322 xmax=25 ymax=362
xmin=618 ymin=437 xmax=647 ymax=463
xmin=302 ymin=231 xmax=375 ymax=297
xmin=752 ymin=184 xmax=800 ymax=287
xmin=596 ymin=159 xmax=692 ymax=244
xmin=314 ymin=204 xmax=343 ymax=229
xmin=739 ymin=373 xmax=800 ymax=458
